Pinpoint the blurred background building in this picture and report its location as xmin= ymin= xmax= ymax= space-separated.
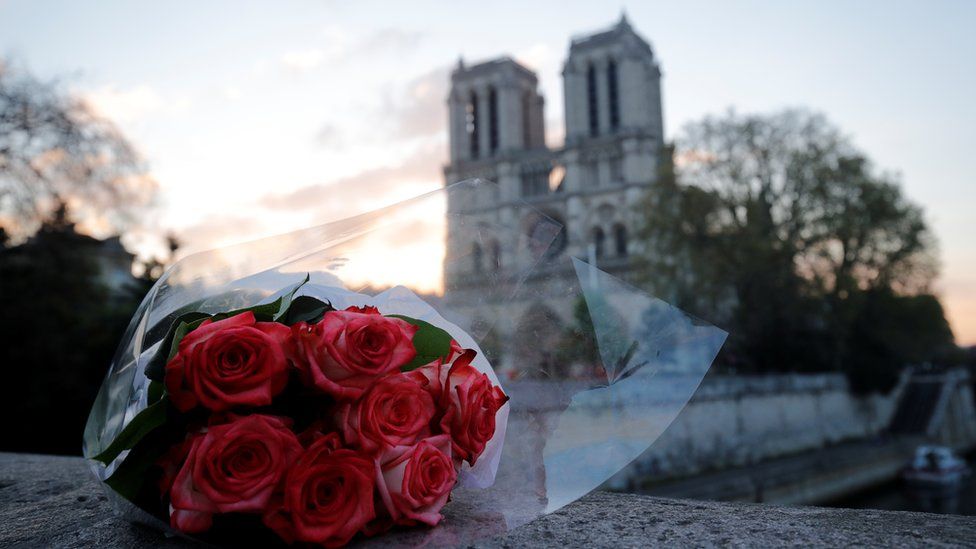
xmin=444 ymin=16 xmax=664 ymax=373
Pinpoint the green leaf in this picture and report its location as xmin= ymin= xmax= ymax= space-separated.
xmin=212 ymin=273 xmax=311 ymax=322
xmin=388 ymin=315 xmax=454 ymax=372
xmin=145 ymin=311 xmax=211 ymax=382
xmin=103 ymin=428 xmax=173 ymax=501
xmin=273 ymin=273 xmax=310 ymax=321
xmin=166 ymin=317 xmax=208 ymax=363
xmin=215 ymin=300 xmax=278 ymax=322
xmin=147 ymin=380 xmax=164 ymax=404
xmin=90 ymin=398 xmax=167 ymax=465
xmin=281 ymin=295 xmax=334 ymax=325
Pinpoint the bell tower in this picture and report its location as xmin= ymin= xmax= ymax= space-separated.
xmin=562 ymin=13 xmax=663 ymax=146
xmin=443 ymin=16 xmax=667 ymax=358
xmin=447 ymin=57 xmax=546 ymax=164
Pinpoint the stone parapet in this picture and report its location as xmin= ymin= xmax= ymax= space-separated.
xmin=2 ymin=453 xmax=973 ymax=548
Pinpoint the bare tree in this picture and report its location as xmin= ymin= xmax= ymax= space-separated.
xmin=0 ymin=59 xmax=156 ymax=240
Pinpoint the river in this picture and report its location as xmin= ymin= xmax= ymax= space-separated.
xmin=829 ymin=453 xmax=975 ymax=516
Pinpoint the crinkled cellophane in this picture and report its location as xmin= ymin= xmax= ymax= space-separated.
xmin=84 ymin=179 xmax=727 ymax=546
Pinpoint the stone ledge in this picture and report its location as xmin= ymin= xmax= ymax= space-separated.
xmin=2 ymin=452 xmax=974 ymax=548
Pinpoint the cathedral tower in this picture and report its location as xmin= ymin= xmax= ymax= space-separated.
xmin=562 ymin=14 xmax=663 ymax=145
xmin=560 ymin=13 xmax=664 ymax=195
xmin=447 ymin=57 xmax=546 ymax=163
xmin=442 ymin=15 xmax=665 ymax=374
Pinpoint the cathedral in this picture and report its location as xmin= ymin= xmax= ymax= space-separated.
xmin=442 ymin=15 xmax=665 ymax=374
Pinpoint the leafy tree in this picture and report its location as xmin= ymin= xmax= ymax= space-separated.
xmin=845 ymin=288 xmax=957 ymax=393
xmin=0 ymin=205 xmax=140 ymax=454
xmin=134 ymin=233 xmax=179 ymax=294
xmin=638 ymin=109 xmax=953 ymax=391
xmin=0 ymin=61 xmax=160 ymax=453
xmin=0 ymin=59 xmax=156 ymax=241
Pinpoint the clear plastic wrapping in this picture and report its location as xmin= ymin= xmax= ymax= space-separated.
xmin=84 ymin=179 xmax=727 ymax=546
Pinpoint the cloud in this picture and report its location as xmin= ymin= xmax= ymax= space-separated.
xmin=359 ymin=28 xmax=424 ymax=54
xmin=175 ymin=214 xmax=267 ymax=254
xmin=281 ymin=27 xmax=423 ymax=73
xmin=172 ymin=142 xmax=448 ymax=293
xmin=222 ymin=85 xmax=243 ymax=101
xmin=260 ymin=142 xmax=444 ymax=221
xmin=515 ymin=42 xmax=555 ymax=72
xmin=310 ymin=65 xmax=447 ymax=148
xmin=379 ymin=217 xmax=443 ymax=248
xmin=278 ymin=26 xmax=351 ymax=72
xmin=280 ymin=49 xmax=328 ymax=72
xmin=547 ymin=117 xmax=565 ymax=148
xmin=258 ymin=139 xmax=446 ymax=293
xmin=383 ymin=66 xmax=450 ymax=140
xmin=83 ymin=84 xmax=164 ymax=124
xmin=315 ymin=124 xmax=343 ymax=149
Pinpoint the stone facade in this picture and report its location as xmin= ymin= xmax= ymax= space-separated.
xmin=611 ymin=373 xmax=907 ymax=486
xmin=442 ymin=15 xmax=664 ymax=372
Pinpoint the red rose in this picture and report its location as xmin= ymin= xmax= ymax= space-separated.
xmin=337 ymin=371 xmax=436 ymax=453
xmin=168 ymin=414 xmax=302 ymax=534
xmin=291 ymin=306 xmax=418 ymax=400
xmin=439 ymin=350 xmax=509 ymax=466
xmin=263 ymin=433 xmax=376 ymax=547
xmin=165 ymin=311 xmax=291 ymax=412
xmin=375 ymin=435 xmax=457 ymax=526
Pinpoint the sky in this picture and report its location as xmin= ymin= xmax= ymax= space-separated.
xmin=2 ymin=0 xmax=975 ymax=342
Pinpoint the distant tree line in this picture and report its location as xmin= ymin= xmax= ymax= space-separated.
xmin=637 ymin=109 xmax=959 ymax=393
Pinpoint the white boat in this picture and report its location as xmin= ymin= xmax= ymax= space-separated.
xmin=902 ymin=446 xmax=970 ymax=488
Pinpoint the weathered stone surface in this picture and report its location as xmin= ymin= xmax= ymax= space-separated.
xmin=485 ymin=491 xmax=976 ymax=548
xmin=2 ymin=452 xmax=974 ymax=548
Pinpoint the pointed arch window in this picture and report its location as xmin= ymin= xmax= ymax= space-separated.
xmin=608 ymin=59 xmax=620 ymax=130
xmin=466 ymin=91 xmax=480 ymax=159
xmin=592 ymin=227 xmax=606 ymax=259
xmin=520 ymin=165 xmax=550 ymax=197
xmin=613 ymin=224 xmax=628 ymax=256
xmin=471 ymin=242 xmax=483 ymax=272
xmin=488 ymin=86 xmax=499 ymax=155
xmin=586 ymin=63 xmax=599 ymax=137
xmin=489 ymin=240 xmax=501 ymax=271
xmin=521 ymin=91 xmax=533 ymax=148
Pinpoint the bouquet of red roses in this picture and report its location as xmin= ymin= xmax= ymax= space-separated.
xmin=85 ymin=180 xmax=728 ymax=547
xmin=89 ymin=277 xmax=507 ymax=547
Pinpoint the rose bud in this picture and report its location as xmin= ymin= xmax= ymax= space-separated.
xmin=263 ymin=433 xmax=376 ymax=547
xmin=439 ymin=350 xmax=509 ymax=466
xmin=375 ymin=435 xmax=457 ymax=526
xmin=168 ymin=414 xmax=302 ymax=534
xmin=165 ymin=311 xmax=292 ymax=412
xmin=337 ymin=371 xmax=436 ymax=453
xmin=290 ymin=306 xmax=418 ymax=400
